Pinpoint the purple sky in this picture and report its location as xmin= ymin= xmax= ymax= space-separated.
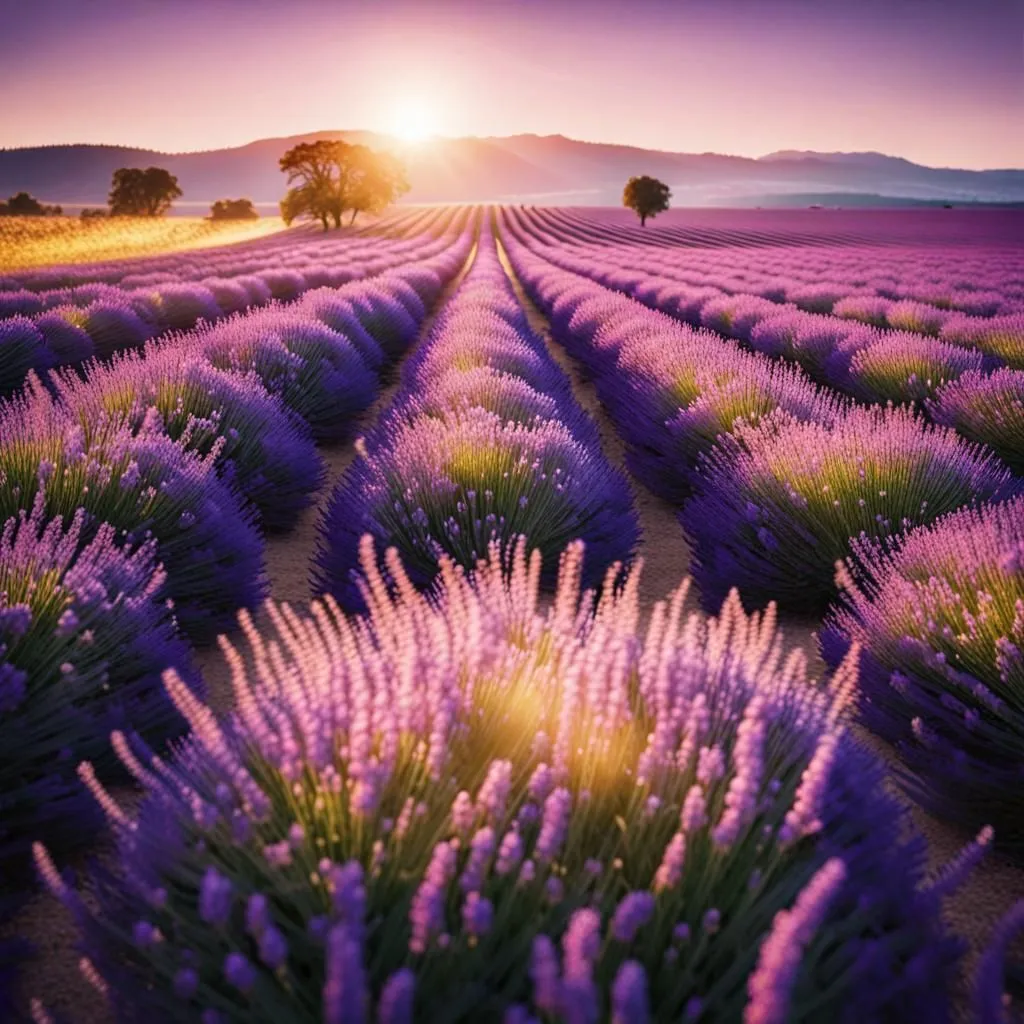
xmin=1 ymin=0 xmax=1021 ymax=168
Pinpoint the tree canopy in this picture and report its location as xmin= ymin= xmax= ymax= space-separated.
xmin=210 ymin=198 xmax=259 ymax=221
xmin=278 ymin=140 xmax=409 ymax=230
xmin=622 ymin=175 xmax=671 ymax=227
xmin=108 ymin=167 xmax=183 ymax=217
xmin=0 ymin=192 xmax=63 ymax=217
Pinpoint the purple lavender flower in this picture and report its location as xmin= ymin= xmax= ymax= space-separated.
xmin=0 ymin=317 xmax=51 ymax=396
xmin=0 ymin=387 xmax=267 ymax=641
xmin=610 ymin=892 xmax=656 ymax=944
xmin=928 ymin=368 xmax=1024 ymax=475
xmin=53 ymin=345 xmax=325 ymax=531
xmin=323 ymin=924 xmax=367 ymax=1024
xmin=224 ymin=952 xmax=256 ymax=993
xmin=462 ymin=892 xmax=494 ymax=938
xmin=611 ymin=961 xmax=650 ymax=1024
xmin=378 ymin=968 xmax=416 ymax=1024
xmin=973 ymin=899 xmax=1024 ymax=1023
xmin=409 ymin=842 xmax=457 ymax=954
xmin=530 ymin=934 xmax=562 ymax=1014
xmin=199 ymin=868 xmax=233 ymax=926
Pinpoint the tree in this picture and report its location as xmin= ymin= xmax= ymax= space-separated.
xmin=0 ymin=192 xmax=62 ymax=217
xmin=80 ymin=207 xmax=107 ymax=220
xmin=108 ymin=167 xmax=183 ymax=216
xmin=622 ymin=175 xmax=671 ymax=227
xmin=210 ymin=198 xmax=259 ymax=221
xmin=278 ymin=140 xmax=408 ymax=231
xmin=280 ymin=184 xmax=330 ymax=232
xmin=346 ymin=148 xmax=409 ymax=225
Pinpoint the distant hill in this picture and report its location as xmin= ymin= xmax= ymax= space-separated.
xmin=2 ymin=133 xmax=1022 ymax=208
xmin=726 ymin=191 xmax=1024 ymax=209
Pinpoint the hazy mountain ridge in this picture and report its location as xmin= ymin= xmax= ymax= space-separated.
xmin=2 ymin=132 xmax=1022 ymax=208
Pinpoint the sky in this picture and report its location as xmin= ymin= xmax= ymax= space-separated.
xmin=0 ymin=0 xmax=1021 ymax=169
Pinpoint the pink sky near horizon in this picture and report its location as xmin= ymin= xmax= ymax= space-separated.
xmin=1 ymin=0 xmax=1021 ymax=169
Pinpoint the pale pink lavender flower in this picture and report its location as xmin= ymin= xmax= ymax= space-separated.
xmin=654 ymin=832 xmax=686 ymax=892
xmin=713 ymin=698 xmax=767 ymax=848
xmin=535 ymin=787 xmax=572 ymax=862
xmin=460 ymin=827 xmax=496 ymax=892
xmin=495 ymin=829 xmax=524 ymax=876
xmin=477 ymin=759 xmax=513 ymax=822
xmin=745 ymin=858 xmax=848 ymax=1024
xmin=409 ymin=842 xmax=457 ymax=954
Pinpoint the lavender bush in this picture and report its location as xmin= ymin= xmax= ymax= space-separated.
xmin=941 ymin=314 xmax=1024 ymax=370
xmin=599 ymin=329 xmax=845 ymax=502
xmin=842 ymin=332 xmax=985 ymax=405
xmin=823 ymin=496 xmax=1024 ymax=856
xmin=0 ymin=384 xmax=266 ymax=641
xmin=145 ymin=283 xmax=223 ymax=332
xmin=78 ymin=299 xmax=155 ymax=358
xmin=928 ymin=368 xmax=1024 ymax=475
xmin=202 ymin=316 xmax=379 ymax=441
xmin=300 ymin=290 xmax=387 ymax=371
xmin=39 ymin=540 xmax=967 ymax=1023
xmin=33 ymin=311 xmax=95 ymax=367
xmin=1 ymin=498 xmax=198 ymax=885
xmin=53 ymin=350 xmax=325 ymax=531
xmin=682 ymin=405 xmax=1015 ymax=614
xmin=0 ymin=317 xmax=52 ymax=397
xmin=315 ymin=405 xmax=637 ymax=605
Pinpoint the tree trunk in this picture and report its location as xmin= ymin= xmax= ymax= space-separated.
xmin=349 ymin=209 xmax=358 ymax=227
xmin=320 ymin=215 xmax=329 ymax=232
xmin=331 ymin=210 xmax=342 ymax=229
xmin=640 ymin=213 xmax=647 ymax=227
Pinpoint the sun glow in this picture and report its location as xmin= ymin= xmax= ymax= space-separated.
xmin=390 ymin=97 xmax=436 ymax=144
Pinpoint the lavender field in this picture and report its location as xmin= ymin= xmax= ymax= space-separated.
xmin=3 ymin=205 xmax=1024 ymax=1023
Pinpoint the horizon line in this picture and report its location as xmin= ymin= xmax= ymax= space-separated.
xmin=1 ymin=130 xmax=1020 ymax=174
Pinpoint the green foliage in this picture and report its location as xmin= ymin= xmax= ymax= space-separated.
xmin=210 ymin=199 xmax=259 ymax=221
xmin=278 ymin=140 xmax=409 ymax=231
xmin=108 ymin=167 xmax=183 ymax=217
xmin=622 ymin=176 xmax=671 ymax=226
xmin=0 ymin=192 xmax=63 ymax=217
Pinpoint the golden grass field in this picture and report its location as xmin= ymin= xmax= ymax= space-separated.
xmin=0 ymin=216 xmax=288 ymax=271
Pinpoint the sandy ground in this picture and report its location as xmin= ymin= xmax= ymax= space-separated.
xmin=8 ymin=240 xmax=1023 ymax=1021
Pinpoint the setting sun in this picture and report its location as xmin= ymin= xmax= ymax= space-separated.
xmin=390 ymin=96 xmax=435 ymax=143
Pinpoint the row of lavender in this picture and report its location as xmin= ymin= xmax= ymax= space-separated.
xmin=314 ymin=215 xmax=639 ymax=604
xmin=519 ymin=206 xmax=1024 ymax=317
xmin=0 ymin=207 xmax=446 ymax=293
xmin=514 ymin=207 xmax=1024 ymax=362
xmin=0 ymin=209 xmax=469 ymax=399
xmin=27 ymin=221 xmax=1002 ymax=1023
xmin=500 ymin=210 xmax=1024 ymax=869
xmin=0 ymin=222 xmax=474 ymax=1016
xmin=509 ymin=207 xmax=1024 ymax=476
